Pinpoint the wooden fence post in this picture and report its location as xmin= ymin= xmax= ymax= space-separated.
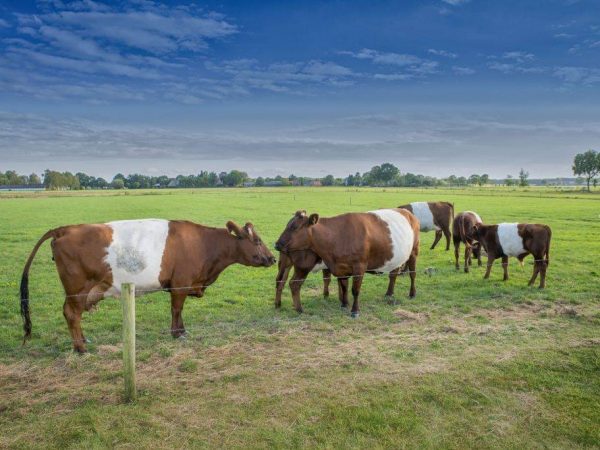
xmin=121 ymin=282 xmax=137 ymax=402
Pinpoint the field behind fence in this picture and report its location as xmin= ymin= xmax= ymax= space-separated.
xmin=0 ymin=187 xmax=599 ymax=449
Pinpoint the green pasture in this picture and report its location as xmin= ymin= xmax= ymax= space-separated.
xmin=0 ymin=187 xmax=599 ymax=449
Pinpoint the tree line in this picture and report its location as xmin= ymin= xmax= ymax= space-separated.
xmin=1 ymin=150 xmax=598 ymax=190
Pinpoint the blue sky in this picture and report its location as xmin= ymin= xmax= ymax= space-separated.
xmin=1 ymin=0 xmax=599 ymax=178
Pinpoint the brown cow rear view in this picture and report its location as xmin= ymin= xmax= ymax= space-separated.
xmin=453 ymin=211 xmax=483 ymax=273
xmin=473 ymin=222 xmax=551 ymax=288
xmin=20 ymin=219 xmax=275 ymax=352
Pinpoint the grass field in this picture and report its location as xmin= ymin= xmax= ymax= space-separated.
xmin=1 ymin=187 xmax=599 ymax=449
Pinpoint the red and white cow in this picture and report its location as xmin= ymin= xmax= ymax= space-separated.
xmin=398 ymin=201 xmax=454 ymax=250
xmin=20 ymin=219 xmax=275 ymax=352
xmin=453 ymin=211 xmax=483 ymax=273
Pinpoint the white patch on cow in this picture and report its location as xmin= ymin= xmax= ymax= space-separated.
xmin=311 ymin=261 xmax=328 ymax=273
xmin=497 ymin=223 xmax=526 ymax=257
xmin=465 ymin=211 xmax=483 ymax=224
xmin=104 ymin=219 xmax=169 ymax=297
xmin=369 ymin=209 xmax=414 ymax=273
xmin=410 ymin=202 xmax=437 ymax=231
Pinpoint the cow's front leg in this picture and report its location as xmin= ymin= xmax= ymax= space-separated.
xmin=322 ymin=269 xmax=331 ymax=298
xmin=338 ymin=277 xmax=349 ymax=308
xmin=501 ymin=256 xmax=509 ymax=281
xmin=385 ymin=267 xmax=400 ymax=297
xmin=170 ymin=291 xmax=187 ymax=338
xmin=464 ymin=245 xmax=472 ymax=273
xmin=350 ymin=270 xmax=365 ymax=318
xmin=289 ymin=268 xmax=309 ymax=313
xmin=430 ymin=230 xmax=443 ymax=250
xmin=484 ymin=256 xmax=495 ymax=279
xmin=274 ymin=258 xmax=291 ymax=308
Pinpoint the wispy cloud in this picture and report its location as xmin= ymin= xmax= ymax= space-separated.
xmin=340 ymin=48 xmax=438 ymax=80
xmin=452 ymin=66 xmax=475 ymax=75
xmin=428 ymin=48 xmax=457 ymax=58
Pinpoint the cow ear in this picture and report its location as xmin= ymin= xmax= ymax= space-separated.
xmin=226 ymin=221 xmax=244 ymax=238
xmin=295 ymin=210 xmax=306 ymax=218
xmin=244 ymin=222 xmax=254 ymax=237
xmin=308 ymin=213 xmax=319 ymax=226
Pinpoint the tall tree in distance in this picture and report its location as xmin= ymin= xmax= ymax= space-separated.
xmin=572 ymin=149 xmax=600 ymax=192
xmin=518 ymin=168 xmax=529 ymax=187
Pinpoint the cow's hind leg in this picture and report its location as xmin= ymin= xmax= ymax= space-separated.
xmin=170 ymin=291 xmax=188 ymax=338
xmin=290 ymin=268 xmax=309 ymax=313
xmin=464 ymin=245 xmax=473 ymax=273
xmin=338 ymin=277 xmax=349 ymax=308
xmin=407 ymin=253 xmax=417 ymax=298
xmin=322 ymin=269 xmax=331 ymax=298
xmin=454 ymin=239 xmax=461 ymax=271
xmin=430 ymin=230 xmax=443 ymax=250
xmin=539 ymin=259 xmax=547 ymax=289
xmin=63 ymin=297 xmax=86 ymax=353
xmin=528 ymin=259 xmax=541 ymax=287
xmin=443 ymin=227 xmax=451 ymax=251
xmin=385 ymin=267 xmax=400 ymax=298
xmin=484 ymin=256 xmax=495 ymax=279
xmin=350 ymin=268 xmax=365 ymax=318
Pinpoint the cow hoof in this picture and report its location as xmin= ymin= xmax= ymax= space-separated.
xmin=409 ymin=292 xmax=416 ymax=299
xmin=351 ymin=311 xmax=359 ymax=319
xmin=384 ymin=295 xmax=396 ymax=305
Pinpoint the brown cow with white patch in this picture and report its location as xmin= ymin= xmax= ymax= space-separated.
xmin=472 ymin=222 xmax=551 ymax=288
xmin=275 ymin=209 xmax=420 ymax=317
xmin=453 ymin=211 xmax=483 ymax=273
xmin=20 ymin=219 xmax=275 ymax=352
xmin=398 ymin=201 xmax=454 ymax=250
xmin=275 ymin=251 xmax=332 ymax=308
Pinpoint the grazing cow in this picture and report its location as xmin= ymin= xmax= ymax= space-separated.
xmin=473 ymin=223 xmax=551 ymax=288
xmin=453 ymin=211 xmax=483 ymax=273
xmin=398 ymin=201 xmax=453 ymax=250
xmin=275 ymin=251 xmax=332 ymax=308
xmin=274 ymin=209 xmax=420 ymax=317
xmin=20 ymin=219 xmax=275 ymax=352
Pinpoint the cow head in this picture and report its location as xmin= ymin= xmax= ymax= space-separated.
xmin=226 ymin=221 xmax=276 ymax=267
xmin=275 ymin=210 xmax=319 ymax=253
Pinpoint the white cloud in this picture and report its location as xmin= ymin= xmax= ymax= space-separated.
xmin=441 ymin=0 xmax=470 ymax=5
xmin=342 ymin=48 xmax=423 ymax=66
xmin=501 ymin=51 xmax=535 ymax=62
xmin=0 ymin=18 xmax=10 ymax=28
xmin=452 ymin=66 xmax=475 ymax=75
xmin=428 ymin=48 xmax=457 ymax=58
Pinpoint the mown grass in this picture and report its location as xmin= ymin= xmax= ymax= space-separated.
xmin=0 ymin=187 xmax=599 ymax=449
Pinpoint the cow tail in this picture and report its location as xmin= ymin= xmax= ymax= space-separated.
xmin=545 ymin=226 xmax=552 ymax=266
xmin=20 ymin=229 xmax=56 ymax=343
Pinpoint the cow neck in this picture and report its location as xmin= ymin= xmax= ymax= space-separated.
xmin=208 ymin=228 xmax=242 ymax=271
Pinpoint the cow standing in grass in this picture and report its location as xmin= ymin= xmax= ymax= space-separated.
xmin=20 ymin=219 xmax=275 ymax=353
xmin=473 ymin=223 xmax=551 ymax=288
xmin=398 ymin=201 xmax=453 ymax=250
xmin=275 ymin=209 xmax=420 ymax=317
xmin=453 ymin=211 xmax=484 ymax=273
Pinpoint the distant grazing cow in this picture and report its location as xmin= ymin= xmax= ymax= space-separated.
xmin=275 ymin=251 xmax=332 ymax=308
xmin=20 ymin=219 xmax=275 ymax=352
xmin=473 ymin=223 xmax=551 ymax=288
xmin=275 ymin=209 xmax=420 ymax=317
xmin=453 ymin=211 xmax=483 ymax=273
xmin=398 ymin=202 xmax=454 ymax=250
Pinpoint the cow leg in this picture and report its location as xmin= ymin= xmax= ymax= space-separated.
xmin=289 ymin=268 xmax=309 ymax=313
xmin=85 ymin=283 xmax=107 ymax=312
xmin=63 ymin=298 xmax=86 ymax=353
xmin=464 ymin=245 xmax=472 ymax=273
xmin=407 ymin=253 xmax=417 ymax=298
xmin=501 ymin=256 xmax=509 ymax=281
xmin=454 ymin=240 xmax=461 ymax=271
xmin=484 ymin=256 xmax=495 ymax=279
xmin=322 ymin=269 xmax=331 ymax=298
xmin=170 ymin=291 xmax=187 ymax=338
xmin=350 ymin=272 xmax=365 ymax=318
xmin=338 ymin=277 xmax=349 ymax=308
xmin=385 ymin=267 xmax=400 ymax=297
xmin=443 ymin=227 xmax=452 ymax=251
xmin=274 ymin=261 xmax=291 ymax=308
xmin=430 ymin=230 xmax=443 ymax=250
xmin=528 ymin=260 xmax=540 ymax=287
xmin=539 ymin=259 xmax=547 ymax=289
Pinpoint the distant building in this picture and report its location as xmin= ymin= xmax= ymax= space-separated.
xmin=307 ymin=179 xmax=322 ymax=187
xmin=0 ymin=184 xmax=45 ymax=191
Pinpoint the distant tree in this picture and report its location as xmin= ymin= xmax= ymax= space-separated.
xmin=572 ymin=149 xmax=600 ymax=191
xmin=457 ymin=176 xmax=467 ymax=186
xmin=28 ymin=173 xmax=41 ymax=185
xmin=505 ymin=174 xmax=515 ymax=187
xmin=322 ymin=174 xmax=335 ymax=186
xmin=255 ymin=176 xmax=265 ymax=187
xmin=469 ymin=174 xmax=480 ymax=185
xmin=480 ymin=174 xmax=489 ymax=186
xmin=518 ymin=168 xmax=529 ymax=187
xmin=112 ymin=178 xmax=125 ymax=189
xmin=223 ymin=170 xmax=247 ymax=187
